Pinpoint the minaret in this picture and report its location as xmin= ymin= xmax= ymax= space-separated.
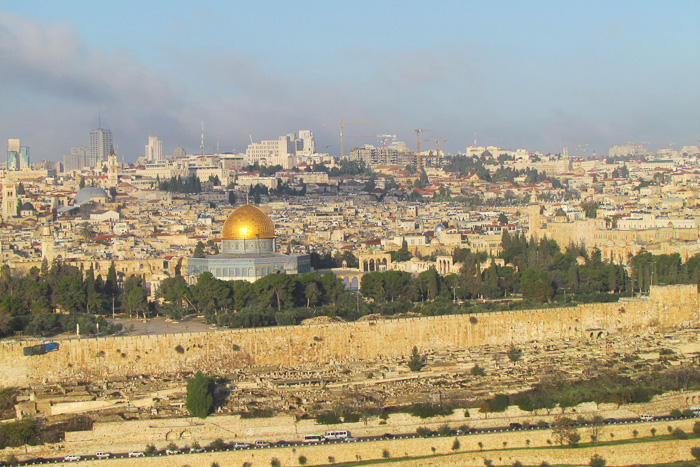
xmin=2 ymin=174 xmax=17 ymax=221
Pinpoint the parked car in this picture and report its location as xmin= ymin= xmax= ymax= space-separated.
xmin=189 ymin=446 xmax=204 ymax=453
xmin=64 ymin=455 xmax=81 ymax=462
xmin=509 ymin=423 xmax=523 ymax=429
xmin=381 ymin=433 xmax=395 ymax=439
xmin=640 ymin=414 xmax=654 ymax=421
xmin=165 ymin=448 xmax=181 ymax=455
xmin=128 ymin=451 xmax=145 ymax=457
xmin=95 ymin=451 xmax=111 ymax=458
xmin=233 ymin=442 xmax=251 ymax=449
xmin=255 ymin=440 xmax=271 ymax=447
xmin=603 ymin=418 xmax=618 ymax=424
xmin=275 ymin=440 xmax=292 ymax=446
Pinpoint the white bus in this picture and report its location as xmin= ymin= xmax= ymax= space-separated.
xmin=303 ymin=434 xmax=325 ymax=444
xmin=324 ymin=430 xmax=351 ymax=440
xmin=690 ymin=407 xmax=700 ymax=417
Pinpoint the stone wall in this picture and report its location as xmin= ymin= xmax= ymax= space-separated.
xmin=11 ymin=418 xmax=700 ymax=466
xmin=1 ymin=285 xmax=697 ymax=387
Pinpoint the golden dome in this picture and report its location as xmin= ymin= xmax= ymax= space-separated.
xmin=221 ymin=204 xmax=275 ymax=240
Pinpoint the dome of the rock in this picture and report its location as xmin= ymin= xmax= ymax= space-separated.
xmin=221 ymin=204 xmax=275 ymax=240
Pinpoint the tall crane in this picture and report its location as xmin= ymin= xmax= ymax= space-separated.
xmin=420 ymin=136 xmax=446 ymax=166
xmin=323 ymin=120 xmax=374 ymax=158
xmin=378 ymin=134 xmax=397 ymax=150
xmin=413 ymin=129 xmax=431 ymax=168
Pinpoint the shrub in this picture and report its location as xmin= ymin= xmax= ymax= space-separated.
xmin=328 ymin=456 xmax=335 ymax=464
xmin=672 ymin=428 xmax=688 ymax=439
xmin=539 ymin=463 xmax=550 ymax=467
xmin=416 ymin=427 xmax=432 ymax=437
xmin=175 ymin=344 xmax=185 ymax=354
xmin=692 ymin=446 xmax=700 ymax=462
xmin=458 ymin=424 xmax=470 ymax=433
xmin=471 ymin=364 xmax=486 ymax=376
xmin=512 ymin=462 xmax=523 ymax=467
xmin=379 ymin=412 xmax=389 ymax=420
xmin=407 ymin=403 xmax=454 ymax=418
xmin=486 ymin=394 xmax=509 ymax=412
xmin=671 ymin=409 xmax=683 ymax=418
xmin=382 ymin=449 xmax=390 ymax=459
xmin=298 ymin=455 xmax=307 ymax=465
xmin=437 ymin=424 xmax=451 ymax=436
xmin=145 ymin=445 xmax=156 ymax=456
xmin=167 ymin=442 xmax=178 ymax=451
xmin=211 ymin=463 xmax=220 ymax=467
xmin=651 ymin=427 xmax=657 ymax=436
xmin=243 ymin=463 xmax=252 ymax=467
xmin=6 ymin=455 xmax=17 ymax=466
xmin=484 ymin=460 xmax=494 ymax=467
xmin=210 ymin=438 xmax=225 ymax=450
xmin=507 ymin=344 xmax=522 ymax=362
xmin=589 ymin=454 xmax=606 ymax=467
xmin=271 ymin=459 xmax=281 ymax=467
xmin=694 ymin=421 xmax=700 ymax=435
xmin=452 ymin=438 xmax=460 ymax=451
xmin=682 ymin=408 xmax=694 ymax=417
xmin=316 ymin=411 xmax=341 ymax=424
xmin=343 ymin=412 xmax=360 ymax=423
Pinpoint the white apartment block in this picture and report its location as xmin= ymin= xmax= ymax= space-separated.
xmin=145 ymin=136 xmax=163 ymax=161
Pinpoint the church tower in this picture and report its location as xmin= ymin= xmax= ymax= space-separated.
xmin=2 ymin=175 xmax=17 ymax=222
xmin=107 ymin=144 xmax=119 ymax=186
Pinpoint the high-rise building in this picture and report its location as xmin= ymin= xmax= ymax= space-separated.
xmin=145 ymin=136 xmax=163 ymax=161
xmin=63 ymin=147 xmax=88 ymax=172
xmin=7 ymin=139 xmax=29 ymax=170
xmin=89 ymin=128 xmax=113 ymax=166
xmin=296 ymin=130 xmax=315 ymax=156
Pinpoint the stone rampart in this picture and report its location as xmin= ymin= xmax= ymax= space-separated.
xmin=0 ymin=285 xmax=697 ymax=387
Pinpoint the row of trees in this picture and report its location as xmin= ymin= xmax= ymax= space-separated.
xmin=0 ymin=260 xmax=128 ymax=338
xmin=4 ymin=235 xmax=700 ymax=337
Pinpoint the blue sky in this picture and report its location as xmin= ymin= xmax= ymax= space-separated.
xmin=1 ymin=1 xmax=699 ymax=161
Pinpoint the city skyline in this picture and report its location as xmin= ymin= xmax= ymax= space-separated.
xmin=1 ymin=1 xmax=699 ymax=162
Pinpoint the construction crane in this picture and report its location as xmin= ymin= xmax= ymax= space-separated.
xmin=348 ymin=134 xmax=397 ymax=150
xmin=420 ymin=136 xmax=446 ymax=166
xmin=323 ymin=120 xmax=374 ymax=158
xmin=413 ymin=129 xmax=431 ymax=168
xmin=378 ymin=134 xmax=397 ymax=150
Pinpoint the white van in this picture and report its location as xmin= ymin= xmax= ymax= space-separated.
xmin=691 ymin=407 xmax=700 ymax=417
xmin=324 ymin=430 xmax=351 ymax=441
xmin=303 ymin=434 xmax=325 ymax=444
xmin=640 ymin=414 xmax=654 ymax=421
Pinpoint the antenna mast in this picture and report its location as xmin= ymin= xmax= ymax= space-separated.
xmin=200 ymin=121 xmax=205 ymax=156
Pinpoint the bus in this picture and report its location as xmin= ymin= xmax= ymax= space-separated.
xmin=324 ymin=430 xmax=351 ymax=441
xmin=303 ymin=434 xmax=325 ymax=444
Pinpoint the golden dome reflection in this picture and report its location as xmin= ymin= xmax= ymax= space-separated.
xmin=221 ymin=204 xmax=275 ymax=240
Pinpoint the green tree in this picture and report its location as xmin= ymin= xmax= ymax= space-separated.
xmin=520 ymin=269 xmax=554 ymax=302
xmin=408 ymin=346 xmax=424 ymax=372
xmin=589 ymin=454 xmax=606 ymax=467
xmin=507 ymin=344 xmax=522 ymax=362
xmin=497 ymin=213 xmax=508 ymax=225
xmin=78 ymin=222 xmax=96 ymax=242
xmin=186 ymin=372 xmax=214 ymax=419
xmin=193 ymin=241 xmax=206 ymax=258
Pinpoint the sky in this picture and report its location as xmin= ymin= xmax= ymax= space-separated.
xmin=1 ymin=1 xmax=699 ymax=162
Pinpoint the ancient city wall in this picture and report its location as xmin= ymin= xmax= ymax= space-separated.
xmin=0 ymin=285 xmax=697 ymax=387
